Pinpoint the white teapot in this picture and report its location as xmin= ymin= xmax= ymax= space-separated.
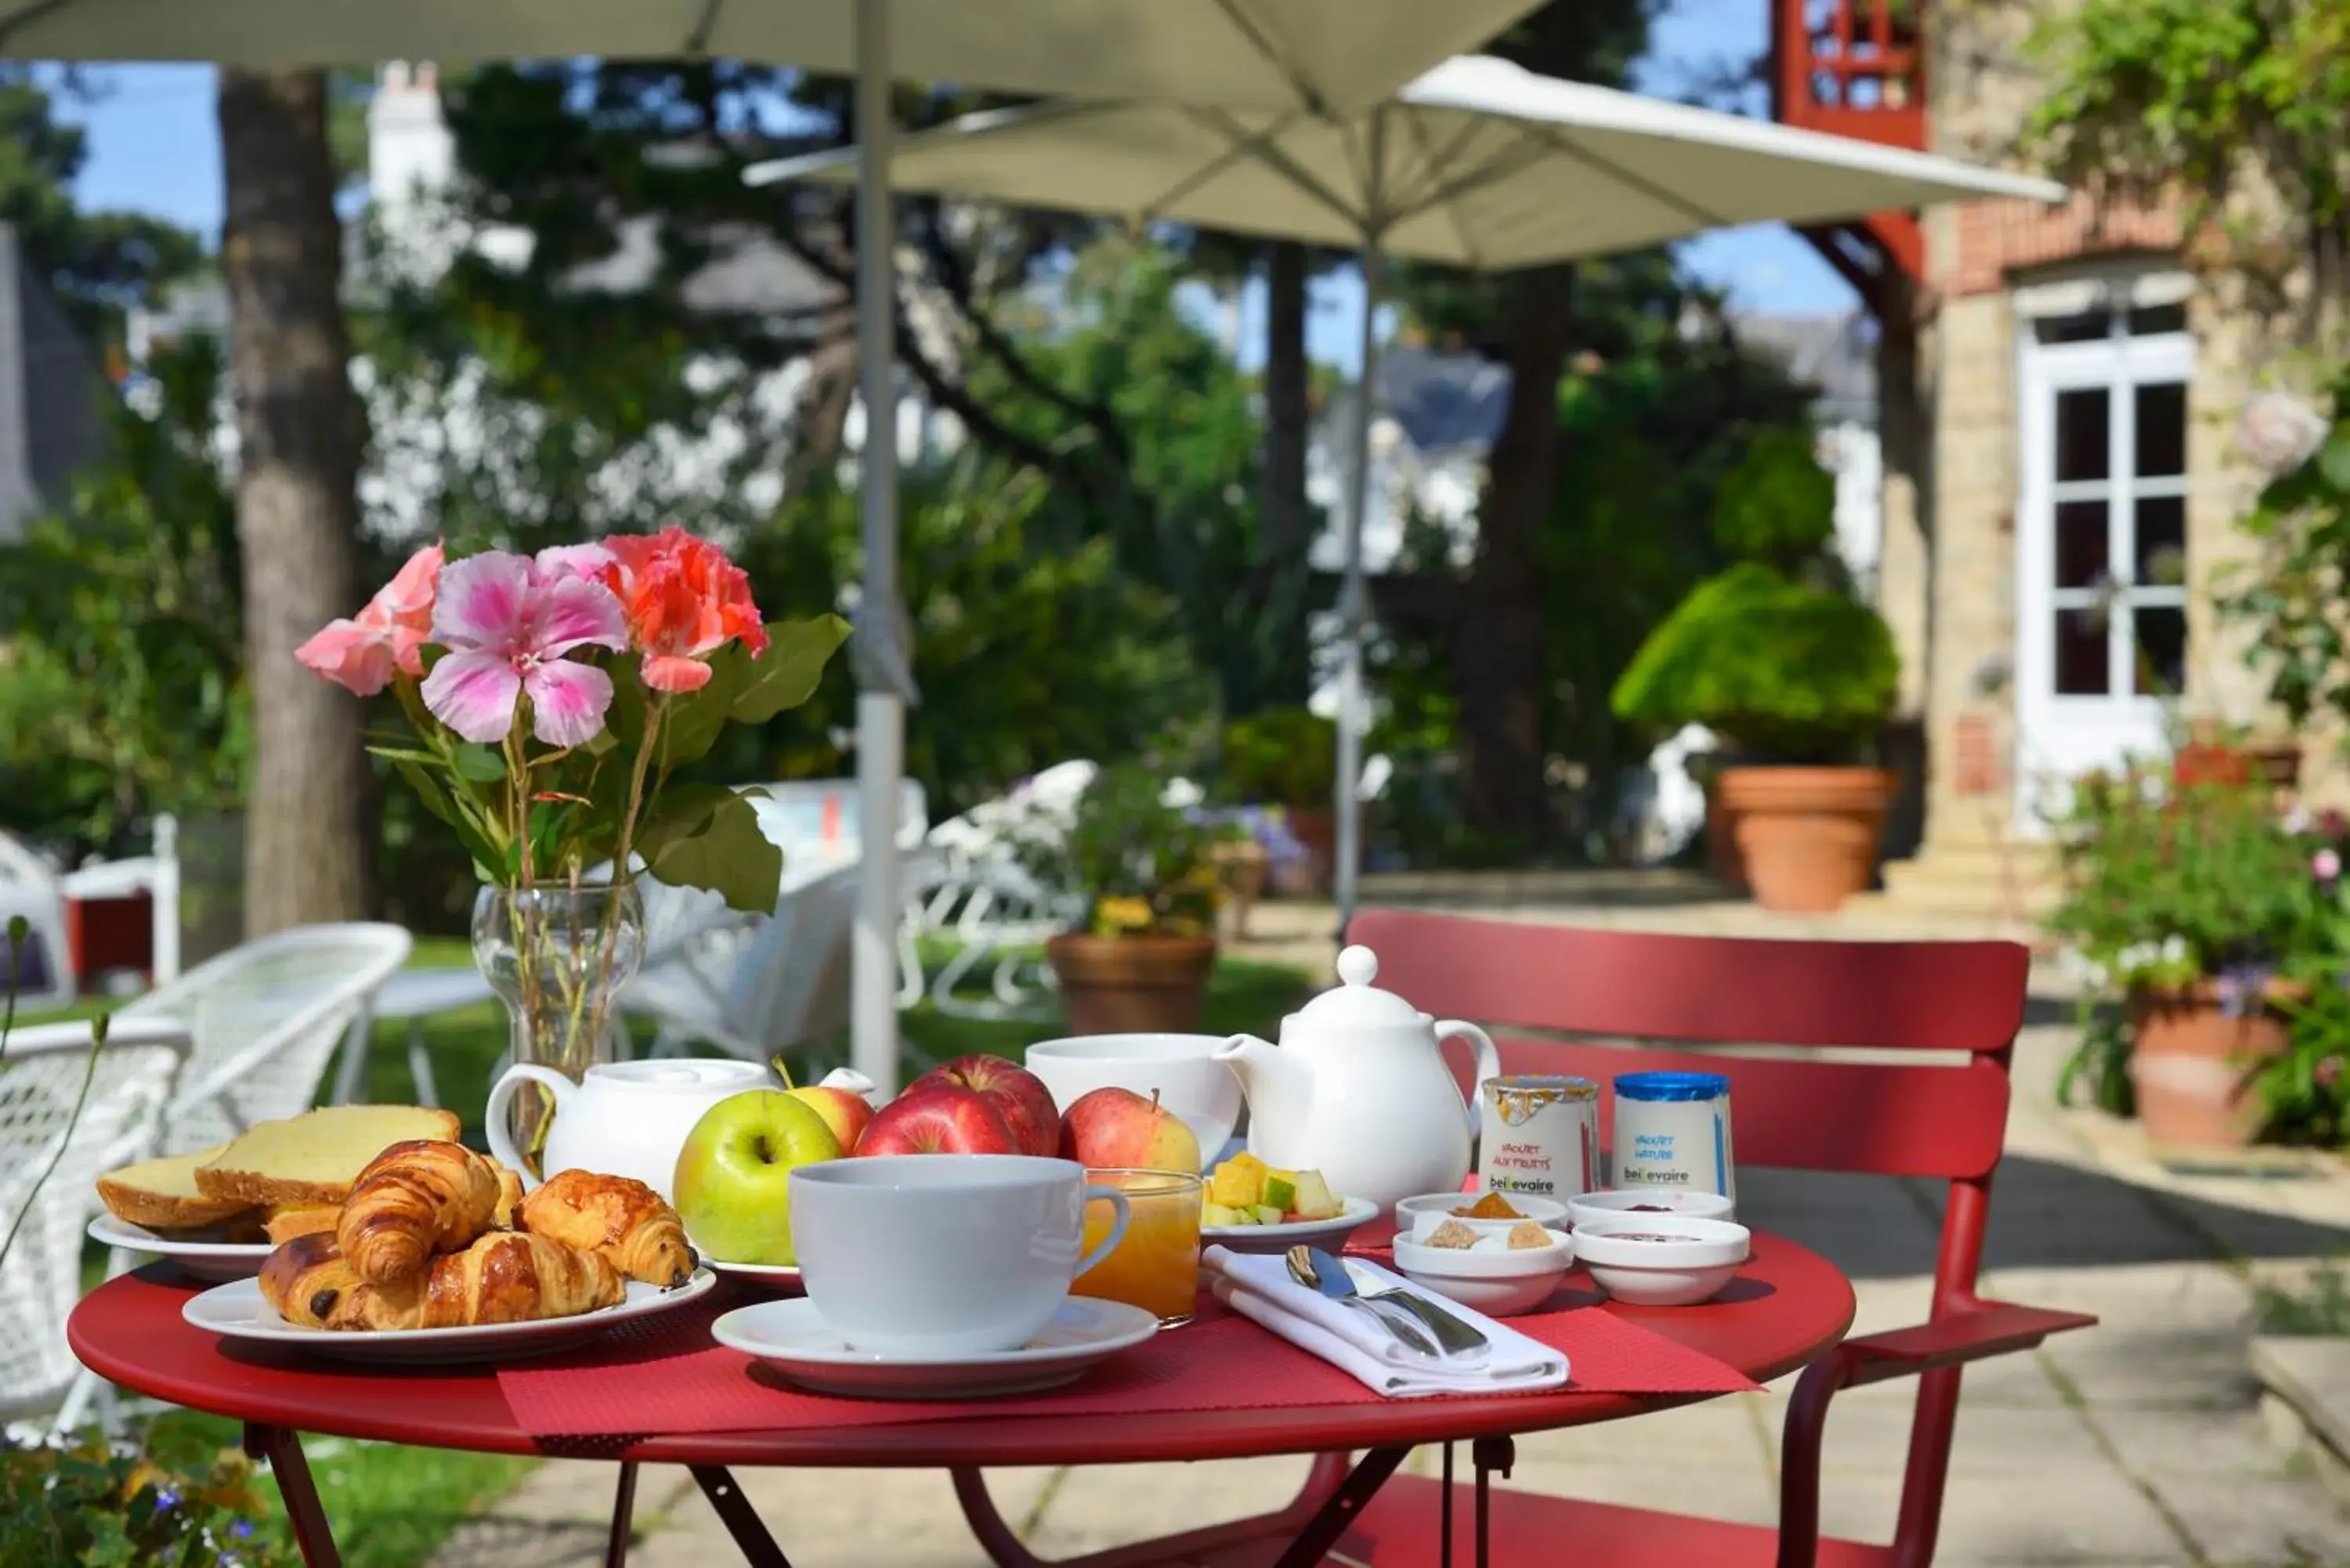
xmin=1215 ymin=945 xmax=1499 ymax=1215
xmin=485 ymin=1059 xmax=877 ymax=1201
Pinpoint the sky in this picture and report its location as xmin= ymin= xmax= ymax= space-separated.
xmin=50 ymin=0 xmax=1855 ymax=374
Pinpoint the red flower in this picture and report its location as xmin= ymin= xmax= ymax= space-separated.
xmin=598 ymin=528 xmax=768 ymax=694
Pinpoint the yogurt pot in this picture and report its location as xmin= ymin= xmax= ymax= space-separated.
xmin=1610 ymin=1071 xmax=1734 ymax=1203
xmin=1477 ymin=1075 xmax=1600 ymax=1202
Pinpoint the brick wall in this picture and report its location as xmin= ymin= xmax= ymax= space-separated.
xmin=1943 ymin=193 xmax=2183 ymax=298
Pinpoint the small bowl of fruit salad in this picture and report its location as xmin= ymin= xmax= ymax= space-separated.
xmin=1566 ymin=1187 xmax=1734 ymax=1231
xmin=1198 ymin=1153 xmax=1377 ymax=1255
xmin=1394 ymin=1188 xmax=1569 ymax=1241
xmin=1393 ymin=1217 xmax=1574 ymax=1317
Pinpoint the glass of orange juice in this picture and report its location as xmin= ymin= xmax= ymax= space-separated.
xmin=1072 ymin=1169 xmax=1203 ymax=1327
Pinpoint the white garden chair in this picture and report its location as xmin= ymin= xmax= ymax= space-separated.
xmin=121 ymin=923 xmax=413 ymax=1153
xmin=624 ymin=857 xmax=865 ymax=1062
xmin=0 ymin=832 xmax=78 ymax=1013
xmin=904 ymin=762 xmax=1095 ymax=1021
xmin=0 ymin=1017 xmax=189 ymax=1431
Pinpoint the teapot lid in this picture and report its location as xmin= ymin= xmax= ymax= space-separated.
xmin=1295 ymin=945 xmax=1425 ymax=1028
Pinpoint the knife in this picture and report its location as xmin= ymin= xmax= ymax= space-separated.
xmin=1338 ymin=1255 xmax=1490 ymax=1357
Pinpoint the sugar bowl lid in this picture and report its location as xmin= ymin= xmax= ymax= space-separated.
xmin=1292 ymin=945 xmax=1426 ymax=1028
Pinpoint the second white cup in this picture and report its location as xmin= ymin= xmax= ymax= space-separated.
xmin=790 ymin=1154 xmax=1130 ymax=1358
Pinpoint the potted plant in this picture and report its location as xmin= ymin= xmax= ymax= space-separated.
xmin=1014 ymin=764 xmax=1223 ymax=1033
xmin=1221 ymin=706 xmax=1338 ymax=894
xmin=1611 ymin=432 xmax=1900 ymax=912
xmin=2045 ymin=768 xmax=2317 ymax=1147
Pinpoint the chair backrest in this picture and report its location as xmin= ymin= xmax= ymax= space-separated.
xmin=718 ymin=859 xmax=863 ymax=1056
xmin=0 ymin=833 xmax=76 ymax=1012
xmin=744 ymin=779 xmax=928 ymax=860
xmin=0 ymin=1019 xmax=186 ymax=1421
xmin=1347 ymin=909 xmax=2030 ymax=1308
xmin=118 ymin=923 xmax=412 ymax=1151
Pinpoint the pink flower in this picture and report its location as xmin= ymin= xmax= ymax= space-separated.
xmin=2320 ymin=1057 xmax=2342 ymax=1089
xmin=2317 ymin=848 xmax=2343 ymax=882
xmin=530 ymin=543 xmax=614 ymax=583
xmin=596 ymin=528 xmax=768 ymax=694
xmin=295 ymin=543 xmax=445 ymax=695
xmin=419 ymin=551 xmax=628 ymax=747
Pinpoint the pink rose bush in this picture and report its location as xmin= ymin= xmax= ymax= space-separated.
xmin=298 ymin=533 xmax=846 ymax=912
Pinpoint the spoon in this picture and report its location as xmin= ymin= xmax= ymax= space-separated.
xmin=1285 ymin=1245 xmax=1442 ymax=1357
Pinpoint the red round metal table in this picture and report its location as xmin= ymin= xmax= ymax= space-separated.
xmin=72 ymin=1230 xmax=1854 ymax=1568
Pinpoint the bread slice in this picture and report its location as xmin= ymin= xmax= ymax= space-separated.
xmin=95 ymin=1144 xmax=251 ymax=1230
xmin=193 ymin=1105 xmax=463 ymax=1209
xmin=262 ymin=1205 xmax=342 ymax=1245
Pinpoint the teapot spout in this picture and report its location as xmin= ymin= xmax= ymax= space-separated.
xmin=1213 ymin=1033 xmax=1311 ymax=1147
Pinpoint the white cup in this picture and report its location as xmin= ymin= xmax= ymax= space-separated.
xmin=790 ymin=1155 xmax=1132 ymax=1358
xmin=1024 ymin=1034 xmax=1243 ymax=1169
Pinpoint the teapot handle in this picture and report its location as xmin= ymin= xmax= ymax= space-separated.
xmin=1434 ymin=1021 xmax=1501 ymax=1138
xmin=484 ymin=1064 xmax=579 ymax=1189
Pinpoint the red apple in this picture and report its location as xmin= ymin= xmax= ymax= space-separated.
xmin=906 ymin=1055 xmax=1059 ymax=1158
xmin=855 ymin=1085 xmax=1020 ymax=1156
xmin=1058 ymin=1086 xmax=1202 ymax=1172
xmin=784 ymin=1085 xmax=873 ymax=1153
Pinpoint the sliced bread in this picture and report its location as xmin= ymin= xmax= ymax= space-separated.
xmin=95 ymin=1144 xmax=251 ymax=1231
xmin=193 ymin=1104 xmax=463 ymax=1209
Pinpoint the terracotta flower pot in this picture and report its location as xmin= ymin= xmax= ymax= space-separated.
xmin=1700 ymin=775 xmax=1747 ymax=890
xmin=2128 ymin=983 xmax=2292 ymax=1147
xmin=1045 ymin=934 xmax=1219 ymax=1035
xmin=1717 ymin=765 xmax=1894 ymax=914
xmin=1285 ymin=807 xmax=1337 ymax=895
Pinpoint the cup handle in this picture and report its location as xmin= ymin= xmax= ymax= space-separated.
xmin=1074 ymin=1186 xmax=1133 ymax=1277
xmin=1436 ymin=1021 xmax=1502 ymax=1140
xmin=483 ymin=1064 xmax=578 ymax=1187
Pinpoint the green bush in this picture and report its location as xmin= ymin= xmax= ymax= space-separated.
xmin=1220 ymin=706 xmax=1336 ymax=809
xmin=1610 ymin=434 xmax=1897 ymax=764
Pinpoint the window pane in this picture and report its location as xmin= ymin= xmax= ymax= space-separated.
xmin=2135 ymin=382 xmax=2186 ymax=476
xmin=2055 ymin=388 xmax=2110 ymax=482
xmin=2055 ymin=499 xmax=2109 ymax=587
xmin=2128 ymin=303 xmax=2188 ymax=335
xmin=2134 ymin=494 xmax=2186 ymax=585
xmin=2134 ymin=605 xmax=2187 ymax=695
xmin=2037 ymin=310 xmax=2112 ymax=345
xmin=2056 ymin=608 xmax=2110 ymax=695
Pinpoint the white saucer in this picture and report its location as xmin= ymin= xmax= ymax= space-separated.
xmin=700 ymin=1256 xmax=804 ymax=1291
xmin=89 ymin=1213 xmax=273 ymax=1283
xmin=183 ymin=1269 xmax=718 ymax=1364
xmin=710 ymin=1295 xmax=1159 ymax=1399
xmin=1198 ymin=1196 xmax=1379 ymax=1256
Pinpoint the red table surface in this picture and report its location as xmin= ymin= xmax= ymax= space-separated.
xmin=71 ymin=1230 xmax=1854 ymax=1469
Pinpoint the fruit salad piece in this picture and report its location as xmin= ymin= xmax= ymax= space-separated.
xmin=1199 ymin=1155 xmax=1347 ymax=1224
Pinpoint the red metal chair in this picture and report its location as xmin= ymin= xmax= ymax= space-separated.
xmin=1330 ymin=909 xmax=2099 ymax=1568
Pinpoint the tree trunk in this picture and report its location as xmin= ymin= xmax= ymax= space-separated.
xmin=219 ymin=68 xmax=371 ymax=935
xmin=1259 ymin=240 xmax=1312 ymax=562
xmin=1455 ymin=262 xmax=1575 ymax=850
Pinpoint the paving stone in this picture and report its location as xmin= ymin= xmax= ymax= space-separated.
xmin=1914 ymin=1471 xmax=2186 ymax=1563
xmin=1490 ymin=1453 xmax=1781 ymax=1526
xmin=2149 ymin=1474 xmax=2350 ymax=1565
xmin=635 ymin=1466 xmax=1056 ymax=1568
xmin=1509 ymin=1391 xmax=1772 ymax=1467
xmin=1021 ymin=1456 xmax=1320 ymax=1557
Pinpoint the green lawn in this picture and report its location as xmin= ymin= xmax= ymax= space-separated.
xmin=59 ymin=941 xmax=1313 ymax=1568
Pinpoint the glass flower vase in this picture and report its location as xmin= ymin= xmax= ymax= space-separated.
xmin=472 ymin=881 xmax=646 ymax=1175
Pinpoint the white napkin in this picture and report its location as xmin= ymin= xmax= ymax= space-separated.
xmin=1202 ymin=1246 xmax=1569 ymax=1400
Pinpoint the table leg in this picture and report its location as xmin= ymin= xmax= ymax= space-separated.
xmin=244 ymin=1423 xmax=343 ymax=1568
xmin=692 ymin=1465 xmax=796 ymax=1568
xmin=951 ymin=1449 xmax=1387 ymax=1568
xmin=604 ymin=1460 xmax=639 ymax=1568
xmin=1469 ymin=1437 xmax=1513 ymax=1568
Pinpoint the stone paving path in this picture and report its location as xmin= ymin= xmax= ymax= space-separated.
xmin=427 ymin=957 xmax=2350 ymax=1567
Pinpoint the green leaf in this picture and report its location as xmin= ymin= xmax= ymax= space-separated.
xmin=656 ymin=653 xmax=750 ymax=769
xmin=453 ymin=744 xmax=507 ymax=782
xmin=732 ymin=615 xmax=851 ymax=724
xmin=2322 ymin=433 xmax=2350 ymax=493
xmin=639 ymin=789 xmax=782 ymax=913
xmin=391 ymin=759 xmax=458 ymax=827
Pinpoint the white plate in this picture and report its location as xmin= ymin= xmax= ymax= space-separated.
xmin=1198 ymin=1195 xmax=1379 ymax=1255
xmin=700 ymin=1256 xmax=804 ymax=1290
xmin=711 ymin=1295 xmax=1158 ymax=1399
xmin=181 ymin=1269 xmax=718 ymax=1364
xmin=89 ymin=1214 xmax=273 ymax=1283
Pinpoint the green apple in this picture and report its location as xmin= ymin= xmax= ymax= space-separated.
xmin=672 ymin=1089 xmax=843 ymax=1265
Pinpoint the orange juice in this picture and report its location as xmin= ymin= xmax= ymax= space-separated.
xmin=1072 ymin=1169 xmax=1202 ymax=1326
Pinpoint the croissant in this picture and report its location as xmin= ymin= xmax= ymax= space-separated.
xmin=336 ymin=1139 xmax=503 ymax=1284
xmin=491 ymin=1165 xmax=526 ymax=1230
xmin=520 ymin=1168 xmax=698 ymax=1288
xmin=259 ymin=1230 xmax=623 ymax=1330
xmin=264 ymin=1205 xmax=341 ymax=1246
